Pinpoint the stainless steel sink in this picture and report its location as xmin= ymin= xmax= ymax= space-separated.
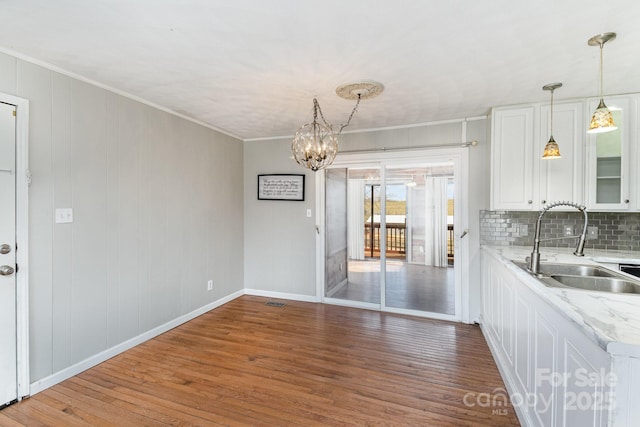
xmin=512 ymin=261 xmax=617 ymax=277
xmin=549 ymin=275 xmax=640 ymax=293
xmin=512 ymin=261 xmax=640 ymax=294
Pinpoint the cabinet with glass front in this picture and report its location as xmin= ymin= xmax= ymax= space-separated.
xmin=585 ymin=96 xmax=633 ymax=210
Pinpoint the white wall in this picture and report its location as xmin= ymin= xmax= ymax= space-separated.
xmin=0 ymin=52 xmax=244 ymax=383
xmin=243 ymin=119 xmax=490 ymax=319
xmin=243 ymin=139 xmax=317 ymax=298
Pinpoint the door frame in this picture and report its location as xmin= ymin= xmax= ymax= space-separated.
xmin=315 ymin=147 xmax=470 ymax=322
xmin=1 ymin=92 xmax=30 ymax=400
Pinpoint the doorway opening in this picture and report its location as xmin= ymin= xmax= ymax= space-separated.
xmin=319 ymin=148 xmax=468 ymax=321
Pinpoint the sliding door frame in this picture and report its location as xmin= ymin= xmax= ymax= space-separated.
xmin=315 ymin=147 xmax=470 ymax=322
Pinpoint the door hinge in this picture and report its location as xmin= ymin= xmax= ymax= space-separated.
xmin=12 ymin=110 xmax=16 ymax=117
xmin=15 ymin=263 xmax=18 ymax=273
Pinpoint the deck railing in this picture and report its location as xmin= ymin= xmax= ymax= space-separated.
xmin=364 ymin=223 xmax=406 ymax=258
xmin=364 ymin=223 xmax=455 ymax=262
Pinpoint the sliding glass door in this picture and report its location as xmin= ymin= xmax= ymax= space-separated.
xmin=323 ymin=156 xmax=461 ymax=320
xmin=324 ymin=167 xmax=381 ymax=304
xmin=384 ymin=165 xmax=455 ymax=315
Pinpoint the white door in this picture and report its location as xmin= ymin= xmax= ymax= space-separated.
xmin=0 ymin=101 xmax=17 ymax=406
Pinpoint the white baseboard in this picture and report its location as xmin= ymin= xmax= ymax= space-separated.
xmin=29 ymin=289 xmax=244 ymax=395
xmin=243 ymin=288 xmax=320 ymax=303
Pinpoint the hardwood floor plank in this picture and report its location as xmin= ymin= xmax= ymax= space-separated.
xmin=1 ymin=296 xmax=519 ymax=426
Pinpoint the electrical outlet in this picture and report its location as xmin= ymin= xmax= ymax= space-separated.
xmin=564 ymin=225 xmax=574 ymax=236
xmin=587 ymin=226 xmax=598 ymax=240
xmin=55 ymin=208 xmax=73 ymax=224
xmin=207 ymin=280 xmax=213 ymax=291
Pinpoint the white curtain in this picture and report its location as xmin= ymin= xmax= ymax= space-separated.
xmin=424 ymin=176 xmax=449 ymax=267
xmin=347 ymin=180 xmax=365 ymax=260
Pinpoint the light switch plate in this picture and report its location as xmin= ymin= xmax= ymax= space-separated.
xmin=55 ymin=208 xmax=73 ymax=224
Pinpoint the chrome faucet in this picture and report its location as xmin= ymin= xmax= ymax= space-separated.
xmin=529 ymin=201 xmax=588 ymax=274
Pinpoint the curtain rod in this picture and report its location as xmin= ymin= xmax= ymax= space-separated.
xmin=339 ymin=140 xmax=478 ymax=154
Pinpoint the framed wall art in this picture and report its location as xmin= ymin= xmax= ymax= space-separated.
xmin=257 ymin=174 xmax=305 ymax=201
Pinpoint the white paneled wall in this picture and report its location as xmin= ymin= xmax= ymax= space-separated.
xmin=0 ymin=52 xmax=244 ymax=383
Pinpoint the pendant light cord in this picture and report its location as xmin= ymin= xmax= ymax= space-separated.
xmin=599 ymin=42 xmax=604 ymax=98
xmin=550 ymin=88 xmax=554 ymax=137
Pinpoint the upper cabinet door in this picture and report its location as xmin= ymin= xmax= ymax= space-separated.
xmin=538 ymin=101 xmax=584 ymax=208
xmin=585 ymin=96 xmax=633 ymax=210
xmin=491 ymin=106 xmax=536 ymax=210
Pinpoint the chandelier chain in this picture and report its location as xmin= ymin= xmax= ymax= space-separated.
xmin=312 ymin=94 xmax=362 ymax=134
xmin=313 ymin=98 xmax=331 ymax=129
xmin=338 ymin=94 xmax=361 ymax=134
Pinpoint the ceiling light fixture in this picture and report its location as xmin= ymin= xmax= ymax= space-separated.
xmin=587 ymin=32 xmax=617 ymax=134
xmin=291 ymin=81 xmax=383 ymax=171
xmin=542 ymin=82 xmax=562 ymax=159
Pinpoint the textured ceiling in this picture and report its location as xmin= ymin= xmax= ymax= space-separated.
xmin=1 ymin=0 xmax=639 ymax=140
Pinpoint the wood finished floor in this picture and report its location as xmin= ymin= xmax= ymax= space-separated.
xmin=332 ymin=260 xmax=455 ymax=314
xmin=0 ymin=296 xmax=519 ymax=426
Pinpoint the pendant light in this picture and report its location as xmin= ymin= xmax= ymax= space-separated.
xmin=542 ymin=83 xmax=562 ymax=159
xmin=587 ymin=32 xmax=617 ymax=134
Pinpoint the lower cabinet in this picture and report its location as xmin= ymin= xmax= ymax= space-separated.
xmin=480 ymin=249 xmax=619 ymax=426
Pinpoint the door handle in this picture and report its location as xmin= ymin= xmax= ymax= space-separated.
xmin=0 ymin=265 xmax=15 ymax=276
xmin=0 ymin=244 xmax=10 ymax=254
xmin=460 ymin=230 xmax=468 ymax=239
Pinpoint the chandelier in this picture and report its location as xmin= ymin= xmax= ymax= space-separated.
xmin=292 ymin=82 xmax=383 ymax=171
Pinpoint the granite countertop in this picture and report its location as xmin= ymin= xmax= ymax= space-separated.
xmin=482 ymin=245 xmax=640 ymax=359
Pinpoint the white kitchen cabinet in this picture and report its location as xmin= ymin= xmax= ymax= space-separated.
xmin=491 ymin=102 xmax=584 ymax=211
xmin=481 ymin=249 xmax=613 ymax=426
xmin=584 ymin=96 xmax=634 ymax=210
xmin=538 ymin=102 xmax=584 ymax=207
xmin=491 ymin=106 xmax=536 ymax=210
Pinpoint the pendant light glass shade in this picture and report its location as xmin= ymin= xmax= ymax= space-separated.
xmin=542 ymin=137 xmax=561 ymax=159
xmin=542 ymin=82 xmax=562 ymax=159
xmin=587 ymin=32 xmax=617 ymax=134
xmin=588 ymin=98 xmax=617 ymax=133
